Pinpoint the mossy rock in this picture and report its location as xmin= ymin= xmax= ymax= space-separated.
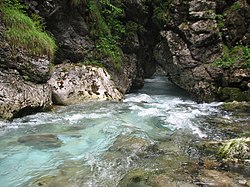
xmin=218 ymin=138 xmax=250 ymax=161
xmin=218 ymin=87 xmax=250 ymax=102
xmin=221 ymin=101 xmax=250 ymax=112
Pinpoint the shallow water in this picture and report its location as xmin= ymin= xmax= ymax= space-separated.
xmin=0 ymin=76 xmax=241 ymax=187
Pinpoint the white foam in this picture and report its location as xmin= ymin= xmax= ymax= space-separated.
xmin=138 ymin=108 xmax=162 ymax=117
xmin=124 ymin=93 xmax=154 ymax=103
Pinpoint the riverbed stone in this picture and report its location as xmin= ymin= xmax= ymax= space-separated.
xmin=118 ymin=169 xmax=151 ymax=187
xmin=48 ymin=63 xmax=123 ymax=105
xmin=199 ymin=169 xmax=239 ymax=187
xmin=18 ymin=134 xmax=62 ymax=149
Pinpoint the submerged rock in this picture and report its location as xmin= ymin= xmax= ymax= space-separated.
xmin=118 ymin=169 xmax=151 ymax=187
xmin=18 ymin=134 xmax=62 ymax=149
xmin=48 ymin=63 xmax=123 ymax=105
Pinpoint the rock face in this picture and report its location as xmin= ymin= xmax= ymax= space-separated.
xmin=0 ymin=18 xmax=52 ymax=120
xmin=154 ymin=0 xmax=223 ymax=102
xmin=29 ymin=0 xmax=144 ymax=93
xmin=0 ymin=70 xmax=52 ymax=119
xmin=48 ymin=64 xmax=123 ymax=105
xmin=153 ymin=0 xmax=250 ymax=102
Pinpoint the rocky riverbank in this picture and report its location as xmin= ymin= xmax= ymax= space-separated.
xmin=0 ymin=0 xmax=250 ymax=119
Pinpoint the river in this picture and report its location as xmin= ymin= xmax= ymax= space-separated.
xmin=0 ymin=76 xmax=248 ymax=187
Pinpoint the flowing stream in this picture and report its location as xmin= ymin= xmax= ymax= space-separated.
xmin=0 ymin=76 xmax=245 ymax=187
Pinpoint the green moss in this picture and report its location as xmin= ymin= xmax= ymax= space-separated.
xmin=214 ymin=13 xmax=225 ymax=29
xmin=222 ymin=101 xmax=250 ymax=112
xmin=0 ymin=0 xmax=57 ymax=59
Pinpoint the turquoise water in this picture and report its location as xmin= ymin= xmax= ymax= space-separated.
xmin=0 ymin=76 xmax=224 ymax=187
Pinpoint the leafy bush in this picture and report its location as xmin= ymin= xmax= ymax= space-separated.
xmin=87 ymin=0 xmax=123 ymax=70
xmin=213 ymin=45 xmax=250 ymax=68
xmin=152 ymin=1 xmax=172 ymax=27
xmin=231 ymin=2 xmax=241 ymax=11
xmin=0 ymin=0 xmax=57 ymax=59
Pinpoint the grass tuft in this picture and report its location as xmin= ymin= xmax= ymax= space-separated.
xmin=0 ymin=1 xmax=57 ymax=59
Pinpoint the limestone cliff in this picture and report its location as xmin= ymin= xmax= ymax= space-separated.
xmin=153 ymin=0 xmax=250 ymax=102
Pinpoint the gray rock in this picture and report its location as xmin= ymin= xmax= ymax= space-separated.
xmin=48 ymin=63 xmax=123 ymax=105
xmin=154 ymin=0 xmax=224 ymax=102
xmin=0 ymin=17 xmax=53 ymax=120
xmin=0 ymin=69 xmax=52 ymax=119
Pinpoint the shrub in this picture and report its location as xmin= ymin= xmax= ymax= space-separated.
xmin=87 ymin=0 xmax=123 ymax=70
xmin=231 ymin=2 xmax=241 ymax=11
xmin=213 ymin=45 xmax=250 ymax=68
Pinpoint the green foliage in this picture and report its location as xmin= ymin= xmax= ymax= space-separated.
xmin=242 ymin=46 xmax=250 ymax=67
xmin=124 ymin=21 xmax=140 ymax=40
xmin=152 ymin=1 xmax=172 ymax=27
xmin=97 ymin=36 xmax=122 ymax=69
xmin=87 ymin=0 xmax=123 ymax=70
xmin=0 ymin=0 xmax=57 ymax=59
xmin=231 ymin=2 xmax=241 ymax=11
xmin=1 ymin=0 xmax=25 ymax=10
xmin=213 ymin=45 xmax=250 ymax=68
xmin=214 ymin=13 xmax=225 ymax=29
xmin=101 ymin=2 xmax=125 ymax=41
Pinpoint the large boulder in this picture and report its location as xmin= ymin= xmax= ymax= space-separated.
xmin=0 ymin=69 xmax=52 ymax=119
xmin=48 ymin=63 xmax=123 ymax=105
